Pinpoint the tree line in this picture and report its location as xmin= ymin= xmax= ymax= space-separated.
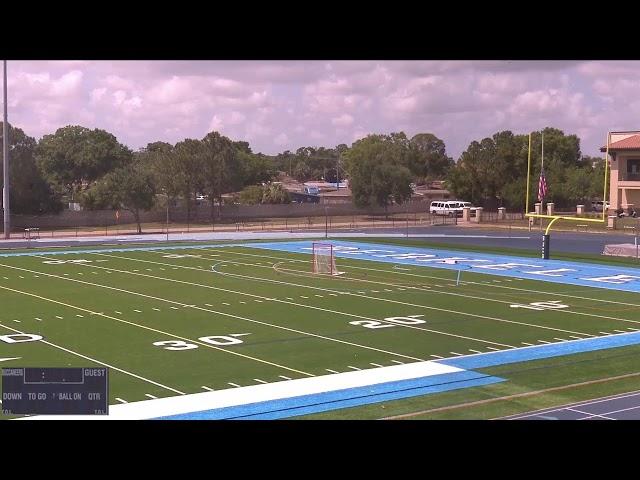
xmin=0 ymin=122 xmax=606 ymax=233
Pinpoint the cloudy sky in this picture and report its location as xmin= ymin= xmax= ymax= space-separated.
xmin=4 ymin=60 xmax=638 ymax=159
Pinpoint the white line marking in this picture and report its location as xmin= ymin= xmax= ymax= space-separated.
xmin=205 ymin=303 xmax=213 ymax=307
xmin=314 ymin=294 xmax=324 ymax=298
xmin=300 ymin=296 xmax=309 ymax=299
xmin=450 ymin=352 xmax=463 ymax=356
xmin=538 ymin=340 xmax=551 ymax=344
xmin=152 ymin=308 xmax=161 ymax=312
xmin=55 ymin=316 xmax=63 ymax=320
xmin=0 ymin=322 xmax=185 ymax=394
xmin=469 ymin=349 xmax=483 ymax=353
xmin=222 ymin=302 xmax=230 ymax=306
xmin=254 ymin=300 xmax=263 ymax=303
xmin=569 ymin=335 xmax=583 ymax=339
xmin=116 ymin=398 xmax=128 ymax=404
xmin=278 ymin=375 xmax=292 ymax=380
xmin=599 ymin=332 xmax=612 ymax=335
xmin=328 ymin=293 xmax=338 ymax=296
xmin=75 ymin=314 xmax=83 ymax=318
xmin=114 ymin=311 xmax=122 ymax=315
xmin=326 ymin=369 xmax=340 ymax=374
xmin=348 ymin=366 xmax=361 ymax=370
xmin=239 ymin=301 xmax=246 ymax=304
xmin=35 ymin=317 xmax=42 ymax=321
xmin=286 ymin=297 xmax=294 ymax=300
xmin=170 ymin=306 xmax=179 ymax=310
xmin=134 ymin=309 xmax=142 ymax=313
xmin=228 ymin=383 xmax=241 ymax=388
xmin=254 ymin=379 xmax=268 ymax=384
xmin=145 ymin=394 xmax=158 ymax=399
xmin=370 ymin=363 xmax=384 ymax=367
xmin=12 ymin=319 xmax=20 ymax=323
xmin=201 ymin=386 xmax=214 ymax=392
xmin=430 ymin=354 xmax=444 ymax=359
xmin=614 ymin=330 xmax=627 ymax=333
xmin=391 ymin=360 xmax=405 ymax=364
xmin=553 ymin=338 xmax=568 ymax=342
xmin=486 ymin=347 xmax=501 ymax=350
xmin=521 ymin=342 xmax=534 ymax=346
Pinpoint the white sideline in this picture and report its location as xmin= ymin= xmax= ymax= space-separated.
xmin=19 ymin=361 xmax=462 ymax=420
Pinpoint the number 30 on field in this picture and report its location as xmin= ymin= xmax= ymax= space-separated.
xmin=349 ymin=315 xmax=426 ymax=329
xmin=153 ymin=334 xmax=248 ymax=351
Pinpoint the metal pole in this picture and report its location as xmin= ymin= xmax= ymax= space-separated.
xmin=325 ymin=206 xmax=328 ymax=239
xmin=166 ymin=195 xmax=169 ymax=242
xmin=3 ymin=60 xmax=10 ymax=239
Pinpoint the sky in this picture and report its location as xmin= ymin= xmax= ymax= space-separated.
xmin=4 ymin=60 xmax=639 ymax=159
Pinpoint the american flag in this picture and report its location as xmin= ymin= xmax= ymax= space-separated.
xmin=537 ymin=167 xmax=548 ymax=202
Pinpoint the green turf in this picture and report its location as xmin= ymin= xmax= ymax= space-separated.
xmin=1 ymin=239 xmax=640 ymax=420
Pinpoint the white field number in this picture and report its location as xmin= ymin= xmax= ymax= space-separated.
xmin=509 ymin=300 xmax=569 ymax=311
xmin=349 ymin=315 xmax=426 ymax=329
xmin=153 ymin=334 xmax=248 ymax=351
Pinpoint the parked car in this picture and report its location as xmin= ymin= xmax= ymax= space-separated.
xmin=430 ymin=200 xmax=476 ymax=217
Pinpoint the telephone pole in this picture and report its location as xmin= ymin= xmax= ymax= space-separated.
xmin=3 ymin=60 xmax=10 ymax=239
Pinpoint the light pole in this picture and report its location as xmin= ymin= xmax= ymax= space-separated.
xmin=3 ymin=60 xmax=9 ymax=239
xmin=165 ymin=193 xmax=170 ymax=242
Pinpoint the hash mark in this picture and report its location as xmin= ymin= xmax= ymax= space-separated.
xmin=325 ymin=369 xmax=340 ymax=374
xmin=370 ymin=363 xmax=384 ymax=367
xmin=228 ymin=383 xmax=241 ymax=388
xmin=390 ymin=360 xmax=404 ymax=364
xmin=348 ymin=366 xmax=361 ymax=370
xmin=76 ymin=314 xmax=84 ymax=318
xmin=201 ymin=386 xmax=214 ymax=391
xmin=145 ymin=394 xmax=157 ymax=399
xmin=254 ymin=379 xmax=268 ymax=384
xmin=116 ymin=398 xmax=128 ymax=404
xmin=278 ymin=375 xmax=292 ymax=380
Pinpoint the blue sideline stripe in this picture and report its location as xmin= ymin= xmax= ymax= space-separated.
xmin=0 ymin=243 xmax=245 ymax=258
xmin=243 ymin=240 xmax=640 ymax=293
xmin=157 ymin=370 xmax=505 ymax=420
xmin=439 ymin=332 xmax=640 ymax=370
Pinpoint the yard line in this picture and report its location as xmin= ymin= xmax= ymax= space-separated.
xmin=116 ymin=398 xmax=128 ymax=404
xmin=196 ymin=256 xmax=604 ymax=340
xmin=23 ymin=257 xmax=512 ymax=356
xmin=325 ymin=369 xmax=340 ymax=374
xmin=145 ymin=394 xmax=158 ymax=399
xmin=201 ymin=386 xmax=214 ymax=391
xmin=254 ymin=379 xmax=268 ymax=384
xmin=348 ymin=366 xmax=361 ymax=370
xmin=0 ymin=322 xmax=186 ymax=395
xmin=0 ymin=284 xmax=313 ymax=377
xmin=278 ymin=375 xmax=292 ymax=380
xmin=370 ymin=363 xmax=384 ymax=367
xmin=206 ymin=247 xmax=640 ymax=310
xmin=228 ymin=383 xmax=241 ymax=388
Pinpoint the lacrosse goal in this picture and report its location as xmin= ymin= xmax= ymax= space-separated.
xmin=312 ymin=242 xmax=343 ymax=276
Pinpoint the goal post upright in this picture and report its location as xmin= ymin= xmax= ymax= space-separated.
xmin=523 ymin=130 xmax=610 ymax=259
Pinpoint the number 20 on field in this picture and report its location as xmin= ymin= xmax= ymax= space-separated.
xmin=349 ymin=315 xmax=426 ymax=329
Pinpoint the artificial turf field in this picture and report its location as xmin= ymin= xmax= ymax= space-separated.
xmin=2 ymin=238 xmax=640 ymax=420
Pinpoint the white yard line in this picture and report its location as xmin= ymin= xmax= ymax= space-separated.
xmin=0 ymin=322 xmax=186 ymax=395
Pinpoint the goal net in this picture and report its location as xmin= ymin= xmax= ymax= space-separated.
xmin=312 ymin=242 xmax=342 ymax=276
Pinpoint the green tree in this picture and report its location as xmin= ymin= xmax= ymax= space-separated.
xmin=81 ymin=163 xmax=155 ymax=233
xmin=262 ymin=183 xmax=290 ymax=204
xmin=0 ymin=122 xmax=62 ymax=215
xmin=239 ymin=185 xmax=265 ymax=205
xmin=408 ymin=133 xmax=454 ymax=181
xmin=345 ymin=133 xmax=413 ymax=208
xmin=36 ymin=125 xmax=132 ymax=200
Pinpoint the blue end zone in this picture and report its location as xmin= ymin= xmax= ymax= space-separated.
xmin=439 ymin=331 xmax=640 ymax=370
xmin=243 ymin=240 xmax=640 ymax=293
xmin=157 ymin=370 xmax=505 ymax=420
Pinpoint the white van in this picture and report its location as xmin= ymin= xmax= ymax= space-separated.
xmin=430 ymin=200 xmax=476 ymax=217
